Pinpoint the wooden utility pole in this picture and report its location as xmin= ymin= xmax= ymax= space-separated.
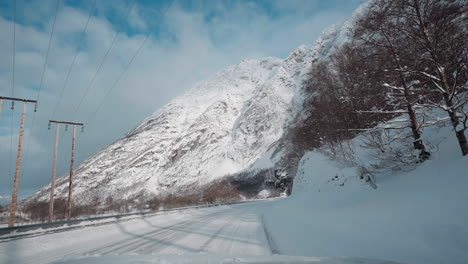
xmin=0 ymin=99 xmax=3 ymax=120
xmin=48 ymin=120 xmax=83 ymax=221
xmin=1 ymin=96 xmax=37 ymax=228
xmin=8 ymin=102 xmax=26 ymax=227
xmin=67 ymin=125 xmax=76 ymax=221
xmin=0 ymin=96 xmax=36 ymax=120
xmin=0 ymin=96 xmax=37 ymax=104
xmin=48 ymin=123 xmax=60 ymax=222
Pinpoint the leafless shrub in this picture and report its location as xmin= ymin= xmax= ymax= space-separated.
xmin=22 ymin=200 xmax=49 ymax=222
xmin=51 ymin=198 xmax=68 ymax=220
xmin=321 ymin=140 xmax=357 ymax=167
xmin=200 ymin=180 xmax=241 ymax=204
xmin=146 ymin=197 xmax=160 ymax=210
xmin=16 ymin=179 xmax=252 ymax=223
xmin=361 ymin=130 xmax=420 ymax=171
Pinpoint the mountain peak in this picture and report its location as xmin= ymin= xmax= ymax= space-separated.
xmin=29 ymin=34 xmax=336 ymax=205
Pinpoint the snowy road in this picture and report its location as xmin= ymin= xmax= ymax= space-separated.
xmin=0 ymin=203 xmax=272 ymax=264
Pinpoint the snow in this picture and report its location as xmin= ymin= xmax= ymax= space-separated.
xmin=259 ymin=121 xmax=468 ymax=264
xmin=24 ymin=0 xmax=366 ymax=207
xmin=0 ymin=202 xmax=403 ymax=264
xmin=28 ymin=46 xmax=315 ymax=204
xmin=256 ymin=190 xmax=271 ymax=199
xmin=26 ymin=1 xmax=363 ymax=205
xmin=57 ymin=254 xmax=402 ymax=264
xmin=3 ymin=119 xmax=465 ymax=264
xmin=248 ymin=147 xmax=278 ymax=171
xmin=0 ymin=204 xmax=270 ymax=264
xmin=6 ymin=2 xmax=466 ymax=263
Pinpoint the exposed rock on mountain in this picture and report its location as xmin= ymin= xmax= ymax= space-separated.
xmin=30 ymin=21 xmax=349 ymax=204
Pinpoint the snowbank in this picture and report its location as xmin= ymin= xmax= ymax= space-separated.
xmin=261 ymin=123 xmax=468 ymax=264
xmin=56 ymin=254 xmax=403 ymax=264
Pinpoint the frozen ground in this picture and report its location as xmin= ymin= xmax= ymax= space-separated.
xmin=259 ymin=121 xmax=468 ymax=264
xmin=0 ymin=201 xmax=400 ymax=264
xmin=0 ymin=201 xmax=401 ymax=264
xmin=0 ymin=203 xmax=271 ymax=264
xmin=56 ymin=254 xmax=402 ymax=264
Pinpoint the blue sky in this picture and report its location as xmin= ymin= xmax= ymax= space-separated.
xmin=0 ymin=0 xmax=362 ymax=202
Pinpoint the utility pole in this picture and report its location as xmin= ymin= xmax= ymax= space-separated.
xmin=1 ymin=96 xmax=38 ymax=228
xmin=68 ymin=125 xmax=76 ymax=221
xmin=48 ymin=120 xmax=84 ymax=221
xmin=48 ymin=123 xmax=60 ymax=222
xmin=0 ymin=99 xmax=3 ymax=120
xmin=0 ymin=96 xmax=37 ymax=119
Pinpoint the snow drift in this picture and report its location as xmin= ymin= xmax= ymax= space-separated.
xmin=260 ymin=117 xmax=468 ymax=264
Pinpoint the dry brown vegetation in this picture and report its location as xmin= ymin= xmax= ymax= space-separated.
xmin=3 ymin=179 xmax=250 ymax=224
xmin=3 ymin=170 xmax=291 ymax=225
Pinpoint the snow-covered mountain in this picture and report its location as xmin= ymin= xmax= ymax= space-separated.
xmin=29 ymin=20 xmax=350 ymax=204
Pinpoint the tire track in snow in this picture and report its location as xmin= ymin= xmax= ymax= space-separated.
xmin=130 ymin=213 xmax=219 ymax=254
xmin=87 ymin=209 xmax=223 ymax=255
xmin=0 ymin=204 xmax=274 ymax=263
xmin=86 ymin=215 xmax=200 ymax=254
xmin=261 ymin=214 xmax=280 ymax=255
xmin=197 ymin=223 xmax=228 ymax=252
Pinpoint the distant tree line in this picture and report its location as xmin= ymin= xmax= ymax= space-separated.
xmin=1 ymin=176 xmax=274 ymax=224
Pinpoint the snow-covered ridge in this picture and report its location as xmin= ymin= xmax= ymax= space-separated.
xmin=29 ymin=32 xmax=345 ymax=203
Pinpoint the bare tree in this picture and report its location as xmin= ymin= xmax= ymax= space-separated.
xmin=352 ymin=0 xmax=431 ymax=160
xmin=373 ymin=0 xmax=468 ymax=155
xmin=403 ymin=0 xmax=468 ymax=155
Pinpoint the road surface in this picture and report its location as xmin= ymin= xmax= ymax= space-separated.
xmin=0 ymin=203 xmax=273 ymax=264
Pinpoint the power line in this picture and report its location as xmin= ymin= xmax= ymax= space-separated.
xmin=8 ymin=0 xmax=17 ymax=184
xmin=86 ymin=0 xmax=174 ymax=125
xmin=12 ymin=0 xmax=16 ymax=98
xmin=71 ymin=0 xmax=137 ymax=121
xmin=61 ymin=0 xmax=173 ymax=177
xmin=47 ymin=1 xmax=174 ymax=187
xmin=37 ymin=0 xmax=61 ymax=104
xmin=23 ymin=0 xmax=61 ymax=160
xmin=51 ymin=0 xmax=138 ymax=179
xmin=50 ymin=0 xmax=96 ymax=119
xmin=40 ymin=0 xmax=96 ymax=178
xmin=21 ymin=0 xmax=61 ymax=184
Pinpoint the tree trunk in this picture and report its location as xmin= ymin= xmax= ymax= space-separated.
xmin=443 ymin=92 xmax=468 ymax=156
xmin=406 ymin=102 xmax=430 ymax=159
xmin=455 ymin=129 xmax=468 ymax=156
xmin=440 ymin=70 xmax=468 ymax=155
xmin=381 ymin=29 xmax=430 ymax=160
xmin=412 ymin=0 xmax=468 ymax=156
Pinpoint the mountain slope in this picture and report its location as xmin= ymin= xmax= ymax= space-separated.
xmin=26 ymin=0 xmax=370 ymax=206
xmin=30 ymin=43 xmax=329 ymax=204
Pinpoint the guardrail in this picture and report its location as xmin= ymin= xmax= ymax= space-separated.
xmin=0 ymin=198 xmax=276 ymax=239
